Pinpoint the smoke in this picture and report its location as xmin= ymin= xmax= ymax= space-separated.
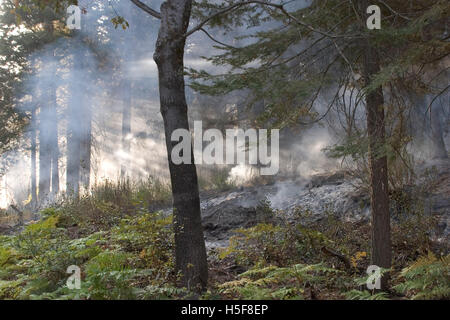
xmin=0 ymin=0 xmax=167 ymax=208
xmin=0 ymin=154 xmax=30 ymax=209
xmin=285 ymin=126 xmax=340 ymax=177
xmin=0 ymin=0 xmax=339 ymax=210
xmin=5 ymin=0 xmax=445 ymax=211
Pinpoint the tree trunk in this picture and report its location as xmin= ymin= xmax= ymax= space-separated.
xmin=66 ymin=34 xmax=90 ymax=196
xmin=66 ymin=101 xmax=80 ymax=196
xmin=66 ymin=40 xmax=81 ymax=197
xmin=80 ymin=101 xmax=92 ymax=189
xmin=30 ymin=105 xmax=37 ymax=207
xmin=120 ymin=80 xmax=132 ymax=179
xmin=154 ymin=0 xmax=208 ymax=292
xmin=429 ymin=102 xmax=448 ymax=159
xmin=48 ymin=78 xmax=59 ymax=195
xmin=360 ymin=0 xmax=391 ymax=290
xmin=38 ymin=102 xmax=52 ymax=201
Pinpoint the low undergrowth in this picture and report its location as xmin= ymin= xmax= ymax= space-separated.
xmin=0 ymin=211 xmax=181 ymax=299
xmin=206 ymin=203 xmax=449 ymax=300
xmin=0 ymin=179 xmax=448 ymax=300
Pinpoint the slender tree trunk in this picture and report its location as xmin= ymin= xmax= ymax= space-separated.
xmin=80 ymin=101 xmax=92 ymax=189
xmin=66 ymin=33 xmax=90 ymax=196
xmin=38 ymin=102 xmax=52 ymax=201
xmin=66 ymin=103 xmax=80 ymax=197
xmin=120 ymin=80 xmax=132 ymax=179
xmin=429 ymin=103 xmax=448 ymax=159
xmin=30 ymin=105 xmax=37 ymax=207
xmin=48 ymin=77 xmax=59 ymax=195
xmin=154 ymin=0 xmax=207 ymax=292
xmin=360 ymin=0 xmax=391 ymax=290
xmin=66 ymin=38 xmax=82 ymax=197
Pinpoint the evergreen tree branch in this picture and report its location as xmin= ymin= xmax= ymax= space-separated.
xmin=186 ymin=0 xmax=354 ymax=39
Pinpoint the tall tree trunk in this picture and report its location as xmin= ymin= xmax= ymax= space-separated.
xmin=30 ymin=105 xmax=37 ymax=207
xmin=66 ymin=38 xmax=81 ymax=197
xmin=66 ymin=100 xmax=80 ymax=196
xmin=66 ymin=101 xmax=80 ymax=196
xmin=48 ymin=76 xmax=59 ymax=195
xmin=80 ymin=101 xmax=92 ymax=189
xmin=38 ymin=102 xmax=51 ymax=201
xmin=360 ymin=0 xmax=391 ymax=290
xmin=429 ymin=102 xmax=448 ymax=159
xmin=66 ymin=34 xmax=90 ymax=196
xmin=120 ymin=80 xmax=132 ymax=179
xmin=39 ymin=22 xmax=59 ymax=200
xmin=154 ymin=0 xmax=207 ymax=292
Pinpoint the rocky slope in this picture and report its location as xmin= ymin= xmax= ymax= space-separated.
xmin=199 ymin=163 xmax=450 ymax=248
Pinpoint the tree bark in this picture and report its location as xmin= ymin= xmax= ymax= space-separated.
xmin=154 ymin=0 xmax=208 ymax=292
xmin=360 ymin=0 xmax=391 ymax=290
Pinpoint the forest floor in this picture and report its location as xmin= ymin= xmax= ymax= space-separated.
xmin=0 ymin=160 xmax=449 ymax=299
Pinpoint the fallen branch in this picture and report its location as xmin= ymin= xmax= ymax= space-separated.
xmin=321 ymin=246 xmax=352 ymax=270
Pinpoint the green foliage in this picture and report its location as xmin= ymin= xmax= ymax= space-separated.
xmin=47 ymin=177 xmax=172 ymax=235
xmin=345 ymin=290 xmax=389 ymax=300
xmin=0 ymin=0 xmax=71 ymax=158
xmin=82 ymin=250 xmax=136 ymax=299
xmin=111 ymin=16 xmax=129 ymax=30
xmin=1 ymin=192 xmax=445 ymax=300
xmin=219 ymin=263 xmax=341 ymax=300
xmin=220 ymin=220 xmax=334 ymax=268
xmin=0 ymin=199 xmax=180 ymax=299
xmin=394 ymin=253 xmax=450 ymax=300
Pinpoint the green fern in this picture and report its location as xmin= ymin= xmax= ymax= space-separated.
xmin=219 ymin=263 xmax=341 ymax=300
xmin=345 ymin=290 xmax=389 ymax=300
xmin=394 ymin=252 xmax=450 ymax=300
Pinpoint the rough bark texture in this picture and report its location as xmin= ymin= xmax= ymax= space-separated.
xmin=154 ymin=0 xmax=208 ymax=292
xmin=360 ymin=0 xmax=391 ymax=290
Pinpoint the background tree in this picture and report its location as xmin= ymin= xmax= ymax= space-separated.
xmin=0 ymin=0 xmax=69 ymax=203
